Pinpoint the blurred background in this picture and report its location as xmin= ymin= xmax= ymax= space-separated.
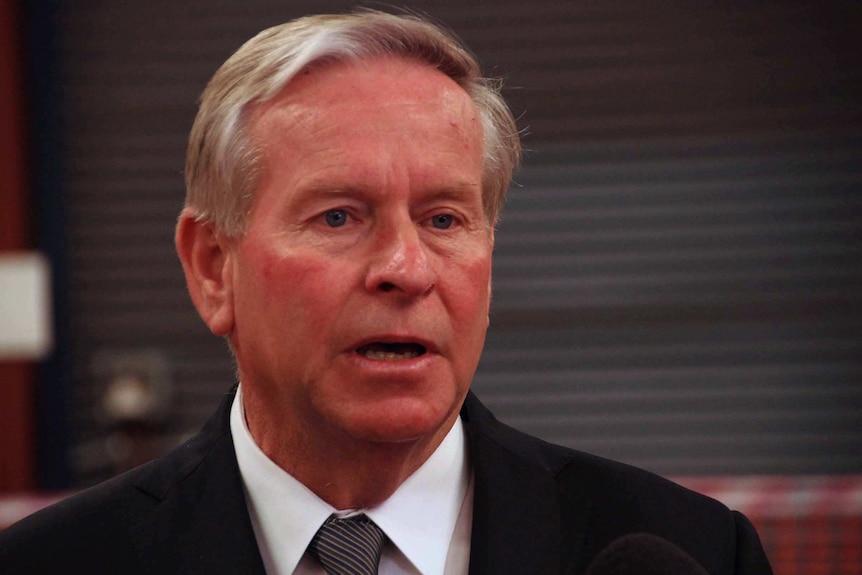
xmin=2 ymin=0 xmax=861 ymax=572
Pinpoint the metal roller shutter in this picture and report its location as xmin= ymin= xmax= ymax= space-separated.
xmin=48 ymin=0 xmax=861 ymax=485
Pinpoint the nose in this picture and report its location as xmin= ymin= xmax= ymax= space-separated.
xmin=365 ymin=218 xmax=436 ymax=298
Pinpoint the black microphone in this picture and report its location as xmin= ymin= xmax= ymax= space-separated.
xmin=585 ymin=533 xmax=709 ymax=575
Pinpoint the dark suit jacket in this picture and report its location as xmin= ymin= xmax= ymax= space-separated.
xmin=0 ymin=389 xmax=772 ymax=574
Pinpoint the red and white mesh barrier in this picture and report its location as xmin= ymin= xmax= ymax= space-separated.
xmin=677 ymin=475 xmax=862 ymax=575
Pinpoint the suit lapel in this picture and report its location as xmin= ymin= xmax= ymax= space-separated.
xmin=462 ymin=392 xmax=589 ymax=575
xmin=129 ymin=389 xmax=267 ymax=574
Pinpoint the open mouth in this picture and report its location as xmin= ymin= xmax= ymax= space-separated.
xmin=356 ymin=342 xmax=427 ymax=361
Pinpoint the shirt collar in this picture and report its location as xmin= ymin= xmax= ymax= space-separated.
xmin=231 ymin=386 xmax=333 ymax=574
xmin=231 ymin=385 xmax=470 ymax=575
xmin=365 ymin=407 xmax=469 ymax=575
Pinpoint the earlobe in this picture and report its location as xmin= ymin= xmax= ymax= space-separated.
xmin=175 ymin=210 xmax=235 ymax=336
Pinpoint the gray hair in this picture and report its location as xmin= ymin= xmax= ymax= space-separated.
xmin=184 ymin=10 xmax=521 ymax=236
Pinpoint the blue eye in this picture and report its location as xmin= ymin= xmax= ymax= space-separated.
xmin=431 ymin=214 xmax=453 ymax=229
xmin=324 ymin=209 xmax=348 ymax=227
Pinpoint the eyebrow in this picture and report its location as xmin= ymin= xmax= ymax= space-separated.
xmin=416 ymin=184 xmax=484 ymax=207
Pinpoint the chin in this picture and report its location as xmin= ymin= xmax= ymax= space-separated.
xmin=337 ymin=393 xmax=462 ymax=445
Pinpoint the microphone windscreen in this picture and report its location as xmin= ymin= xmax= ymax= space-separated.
xmin=585 ymin=532 xmax=709 ymax=575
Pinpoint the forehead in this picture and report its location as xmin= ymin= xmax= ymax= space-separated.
xmin=248 ymin=56 xmax=481 ymax=146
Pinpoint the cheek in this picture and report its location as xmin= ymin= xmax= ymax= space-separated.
xmin=238 ymin=246 xmax=310 ymax=320
xmin=250 ymin=248 xmax=353 ymax=324
xmin=473 ymin=259 xmax=493 ymax=307
xmin=248 ymin=250 xmax=299 ymax=305
xmin=448 ymin=255 xmax=493 ymax=326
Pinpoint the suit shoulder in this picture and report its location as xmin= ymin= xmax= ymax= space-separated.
xmin=0 ymin=464 xmax=157 ymax=573
xmin=464 ymin=392 xmax=730 ymax=517
xmin=556 ymin=446 xmax=772 ymax=573
xmin=0 ymin=407 xmax=233 ymax=573
xmin=557 ymin=448 xmax=730 ymax=519
xmin=463 ymin=395 xmax=771 ymax=572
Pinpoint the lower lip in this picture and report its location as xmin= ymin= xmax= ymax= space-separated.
xmin=347 ymin=350 xmax=437 ymax=373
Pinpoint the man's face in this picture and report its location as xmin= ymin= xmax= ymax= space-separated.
xmin=226 ymin=57 xmax=491 ymax=449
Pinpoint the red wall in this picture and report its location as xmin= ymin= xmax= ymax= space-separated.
xmin=0 ymin=0 xmax=37 ymax=492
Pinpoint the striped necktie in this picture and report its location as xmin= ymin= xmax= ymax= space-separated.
xmin=309 ymin=514 xmax=387 ymax=575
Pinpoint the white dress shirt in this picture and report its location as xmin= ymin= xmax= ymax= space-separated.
xmin=230 ymin=385 xmax=473 ymax=575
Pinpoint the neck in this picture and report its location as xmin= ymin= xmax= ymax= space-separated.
xmin=284 ymin=440 xmax=439 ymax=510
xmin=241 ymin=389 xmax=457 ymax=510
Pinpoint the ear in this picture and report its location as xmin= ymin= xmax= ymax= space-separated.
xmin=175 ymin=209 xmax=235 ymax=336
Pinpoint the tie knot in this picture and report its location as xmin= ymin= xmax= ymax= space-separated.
xmin=309 ymin=514 xmax=387 ymax=575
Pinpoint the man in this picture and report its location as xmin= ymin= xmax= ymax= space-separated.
xmin=0 ymin=10 xmax=772 ymax=575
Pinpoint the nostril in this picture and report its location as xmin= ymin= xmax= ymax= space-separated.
xmin=379 ymin=281 xmax=396 ymax=292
